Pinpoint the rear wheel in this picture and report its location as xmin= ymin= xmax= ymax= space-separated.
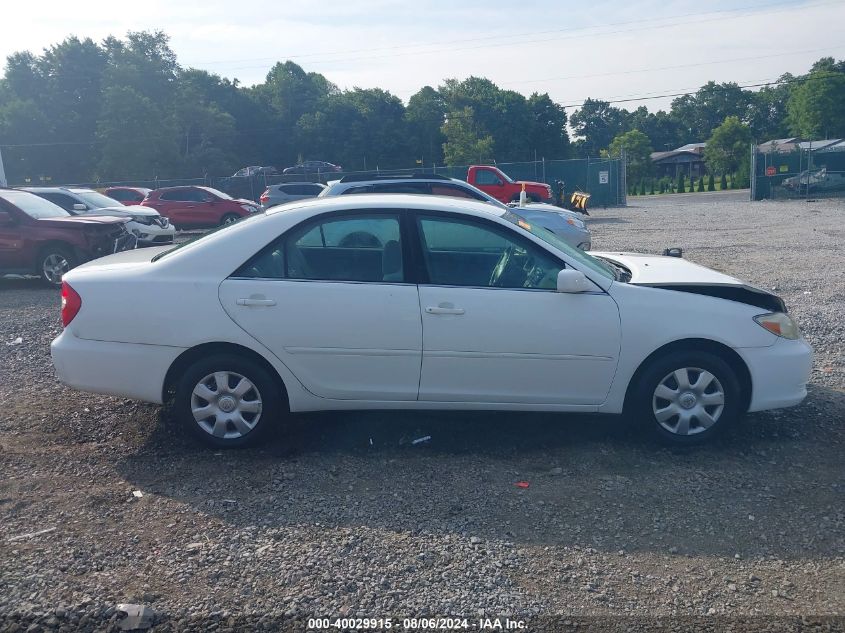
xmin=631 ymin=350 xmax=742 ymax=445
xmin=174 ymin=354 xmax=282 ymax=448
xmin=38 ymin=245 xmax=75 ymax=287
xmin=220 ymin=212 xmax=241 ymax=226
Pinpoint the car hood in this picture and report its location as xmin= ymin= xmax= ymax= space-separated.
xmin=36 ymin=215 xmax=127 ymax=228
xmin=235 ymin=198 xmax=259 ymax=206
xmin=514 ymin=180 xmax=549 ymax=189
xmin=87 ymin=205 xmax=161 ymax=219
xmin=594 ymin=252 xmax=786 ymax=312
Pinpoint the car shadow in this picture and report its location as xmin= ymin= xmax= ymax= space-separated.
xmin=115 ymin=385 xmax=844 ymax=560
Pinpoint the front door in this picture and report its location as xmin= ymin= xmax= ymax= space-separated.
xmin=414 ymin=213 xmax=621 ymax=405
xmin=219 ymin=211 xmax=422 ymax=400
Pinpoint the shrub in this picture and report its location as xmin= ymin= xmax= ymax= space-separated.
xmin=639 ymin=179 xmax=646 ymax=195
xmin=708 ymin=173 xmax=715 ymax=191
xmin=677 ymin=173 xmax=685 ymax=193
xmin=650 ymin=179 xmax=656 ymax=195
xmin=697 ymin=176 xmax=705 ymax=192
xmin=720 ymin=173 xmax=728 ymax=190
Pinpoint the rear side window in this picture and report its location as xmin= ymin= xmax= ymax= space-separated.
xmin=160 ymin=189 xmax=205 ymax=202
xmin=233 ymin=213 xmax=404 ymax=283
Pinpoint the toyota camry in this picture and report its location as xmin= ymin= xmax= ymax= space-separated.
xmin=50 ymin=195 xmax=812 ymax=448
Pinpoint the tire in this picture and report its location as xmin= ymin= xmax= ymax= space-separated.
xmin=631 ymin=350 xmax=742 ymax=445
xmin=38 ymin=245 xmax=76 ymax=287
xmin=174 ymin=353 xmax=282 ymax=448
xmin=220 ymin=212 xmax=241 ymax=226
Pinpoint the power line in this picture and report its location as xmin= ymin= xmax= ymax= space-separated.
xmin=184 ymin=0 xmax=832 ymax=70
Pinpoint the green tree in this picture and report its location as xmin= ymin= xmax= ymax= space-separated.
xmin=570 ymin=98 xmax=630 ymax=156
xmin=670 ymin=81 xmax=752 ymax=140
xmin=720 ymin=173 xmax=728 ymax=190
xmin=526 ymin=92 xmax=571 ymax=159
xmin=406 ymin=86 xmax=446 ymax=165
xmin=677 ymin=172 xmax=685 ymax=193
xmin=708 ymin=173 xmax=715 ymax=191
xmin=704 ymin=116 xmax=752 ymax=179
xmin=441 ymin=106 xmax=494 ymax=165
xmin=697 ymin=176 xmax=705 ymax=192
xmin=606 ymin=129 xmax=653 ymax=183
xmin=786 ymin=58 xmax=845 ymax=138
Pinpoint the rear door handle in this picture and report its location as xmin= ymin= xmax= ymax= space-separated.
xmin=425 ymin=305 xmax=465 ymax=315
xmin=237 ymin=298 xmax=276 ymax=306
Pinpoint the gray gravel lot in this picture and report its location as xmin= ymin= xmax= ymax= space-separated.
xmin=0 ymin=191 xmax=843 ymax=632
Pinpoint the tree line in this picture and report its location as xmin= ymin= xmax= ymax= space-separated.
xmin=0 ymin=30 xmax=842 ymax=185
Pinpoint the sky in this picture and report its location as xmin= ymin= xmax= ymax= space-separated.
xmin=2 ymin=0 xmax=845 ymax=112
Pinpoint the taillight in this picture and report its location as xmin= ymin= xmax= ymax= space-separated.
xmin=61 ymin=282 xmax=82 ymax=327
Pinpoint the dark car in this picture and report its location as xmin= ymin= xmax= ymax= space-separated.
xmin=0 ymin=188 xmax=135 ymax=285
xmin=104 ymin=186 xmax=152 ymax=205
xmin=282 ymin=160 xmax=342 ymax=175
xmin=141 ymin=186 xmax=261 ymax=229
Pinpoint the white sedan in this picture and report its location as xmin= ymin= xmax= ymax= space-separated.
xmin=51 ymin=195 xmax=812 ymax=448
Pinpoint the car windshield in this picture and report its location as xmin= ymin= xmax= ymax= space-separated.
xmin=1 ymin=190 xmax=70 ymax=219
xmin=502 ymin=210 xmax=616 ymax=281
xmin=200 ymin=187 xmax=232 ymax=200
xmin=74 ymin=190 xmax=122 ymax=208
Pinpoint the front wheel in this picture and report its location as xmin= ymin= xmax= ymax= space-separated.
xmin=174 ymin=354 xmax=282 ymax=448
xmin=38 ymin=246 xmax=76 ymax=286
xmin=631 ymin=350 xmax=743 ymax=445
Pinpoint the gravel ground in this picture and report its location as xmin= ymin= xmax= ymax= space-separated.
xmin=0 ymin=191 xmax=843 ymax=632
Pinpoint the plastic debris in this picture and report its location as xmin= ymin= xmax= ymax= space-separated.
xmin=514 ymin=481 xmax=530 ymax=489
xmin=116 ymin=604 xmax=155 ymax=630
xmin=411 ymin=435 xmax=432 ymax=445
xmin=132 ymin=490 xmax=143 ymax=498
xmin=5 ymin=337 xmax=22 ymax=346
xmin=8 ymin=527 xmax=56 ymax=542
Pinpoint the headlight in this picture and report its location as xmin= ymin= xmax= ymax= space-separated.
xmin=132 ymin=215 xmax=153 ymax=225
xmin=240 ymin=204 xmax=258 ymax=213
xmin=565 ymin=216 xmax=585 ymax=229
xmin=753 ymin=312 xmax=801 ymax=339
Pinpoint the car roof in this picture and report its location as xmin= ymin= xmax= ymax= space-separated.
xmin=265 ymin=193 xmax=507 ymax=219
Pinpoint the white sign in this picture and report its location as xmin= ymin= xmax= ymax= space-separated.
xmin=598 ymin=170 xmax=609 ymax=184
xmin=0 ymin=148 xmax=7 ymax=187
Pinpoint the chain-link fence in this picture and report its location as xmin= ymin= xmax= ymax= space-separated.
xmin=45 ymin=156 xmax=627 ymax=207
xmin=752 ymin=145 xmax=845 ymax=201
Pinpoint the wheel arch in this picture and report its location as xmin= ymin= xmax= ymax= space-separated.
xmin=33 ymin=240 xmax=77 ymax=272
xmin=623 ymin=338 xmax=752 ymax=414
xmin=162 ymin=342 xmax=290 ymax=410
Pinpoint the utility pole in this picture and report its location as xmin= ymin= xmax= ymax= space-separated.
xmin=0 ymin=147 xmax=7 ymax=187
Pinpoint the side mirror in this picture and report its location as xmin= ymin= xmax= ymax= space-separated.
xmin=72 ymin=203 xmax=88 ymax=212
xmin=556 ymin=269 xmax=591 ymax=293
xmin=0 ymin=210 xmax=15 ymax=226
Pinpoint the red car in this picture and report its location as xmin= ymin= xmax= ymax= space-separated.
xmin=0 ymin=188 xmax=135 ymax=285
xmin=466 ymin=165 xmax=552 ymax=203
xmin=141 ymin=186 xmax=261 ymax=229
xmin=104 ymin=186 xmax=152 ymax=205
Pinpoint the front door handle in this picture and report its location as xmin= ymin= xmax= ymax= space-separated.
xmin=237 ymin=297 xmax=276 ymax=307
xmin=425 ymin=304 xmax=465 ymax=315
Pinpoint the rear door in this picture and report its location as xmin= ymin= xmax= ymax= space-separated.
xmin=413 ymin=212 xmax=621 ymax=405
xmin=156 ymin=189 xmax=202 ymax=227
xmin=0 ymin=204 xmax=26 ymax=269
xmin=219 ymin=210 xmax=422 ymax=401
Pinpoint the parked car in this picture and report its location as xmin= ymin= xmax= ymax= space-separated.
xmin=259 ymin=182 xmax=326 ymax=209
xmin=321 ymin=173 xmax=591 ymax=250
xmin=51 ymin=194 xmax=811 ymax=449
xmin=232 ymin=166 xmax=278 ymax=178
xmin=22 ymin=187 xmax=174 ymax=247
xmin=0 ymin=188 xmax=135 ymax=285
xmin=141 ymin=186 xmax=261 ymax=229
xmin=104 ymin=186 xmax=152 ymax=205
xmin=782 ymin=167 xmax=845 ymax=193
xmin=283 ymin=160 xmax=342 ymax=175
xmin=467 ymin=165 xmax=553 ymax=203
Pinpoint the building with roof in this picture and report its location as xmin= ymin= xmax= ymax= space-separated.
xmin=650 ymin=143 xmax=707 ymax=179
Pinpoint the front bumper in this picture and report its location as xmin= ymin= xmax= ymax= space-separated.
xmin=131 ymin=222 xmax=176 ymax=247
xmin=737 ymin=337 xmax=813 ymax=412
xmin=51 ymin=330 xmax=183 ymax=404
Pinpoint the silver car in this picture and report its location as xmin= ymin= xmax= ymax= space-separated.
xmin=259 ymin=182 xmax=326 ymax=210
xmin=320 ymin=174 xmax=591 ymax=250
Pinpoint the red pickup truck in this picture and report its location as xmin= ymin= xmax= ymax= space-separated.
xmin=466 ymin=165 xmax=552 ymax=203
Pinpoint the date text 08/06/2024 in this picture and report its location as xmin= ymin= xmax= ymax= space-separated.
xmin=307 ymin=617 xmax=527 ymax=630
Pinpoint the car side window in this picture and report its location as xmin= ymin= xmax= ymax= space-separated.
xmin=417 ymin=216 xmax=562 ymax=290
xmin=234 ymin=214 xmax=404 ymax=283
xmin=430 ymin=183 xmax=485 ymax=200
xmin=160 ymin=189 xmax=190 ymax=201
xmin=39 ymin=192 xmax=75 ymax=211
xmin=371 ymin=183 xmax=430 ymax=195
xmin=341 ymin=185 xmax=373 ymax=195
xmin=474 ymin=170 xmax=502 ymax=186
